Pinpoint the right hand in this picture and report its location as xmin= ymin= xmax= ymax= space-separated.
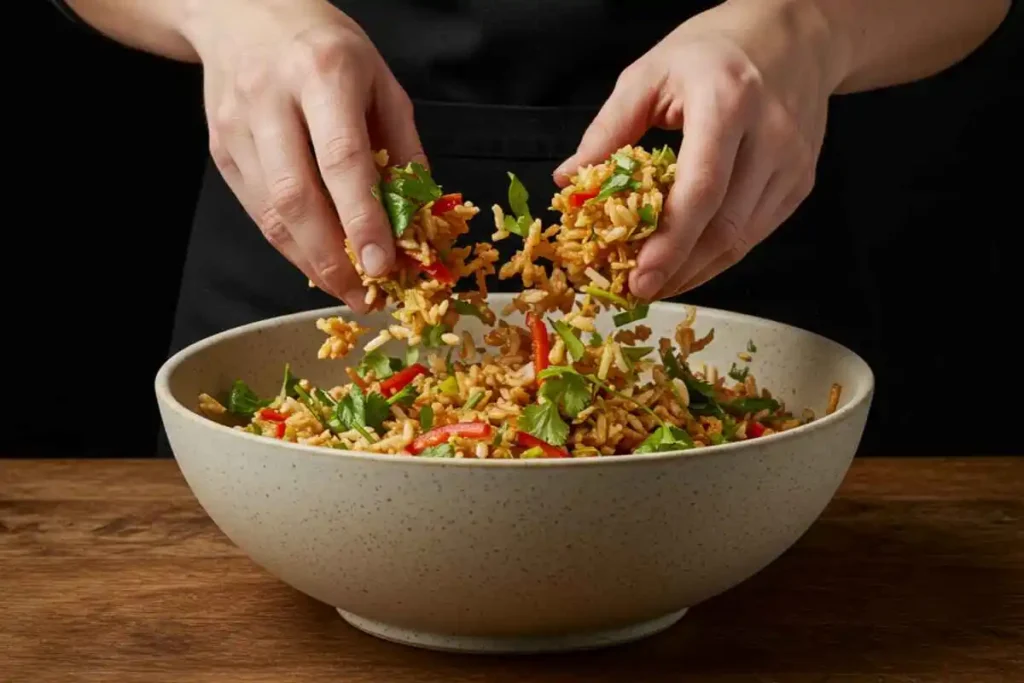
xmin=182 ymin=0 xmax=425 ymax=311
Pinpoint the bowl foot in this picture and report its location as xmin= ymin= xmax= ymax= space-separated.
xmin=336 ymin=608 xmax=688 ymax=654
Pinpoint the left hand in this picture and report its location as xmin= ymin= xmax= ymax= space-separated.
xmin=554 ymin=0 xmax=840 ymax=300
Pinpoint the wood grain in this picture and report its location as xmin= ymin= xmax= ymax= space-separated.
xmin=2 ymin=457 xmax=1022 ymax=683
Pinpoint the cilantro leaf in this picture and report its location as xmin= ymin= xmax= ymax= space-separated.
xmin=405 ymin=346 xmax=420 ymax=367
xmin=638 ymin=205 xmax=657 ymax=226
xmin=613 ymin=303 xmax=650 ymax=327
xmin=621 ymin=346 xmax=654 ymax=362
xmin=611 ymin=151 xmax=639 ymax=173
xmin=634 ymin=424 xmax=693 ymax=454
xmin=589 ymin=331 xmax=603 ymax=347
xmin=503 ymin=213 xmax=532 ymax=237
xmin=357 ymin=349 xmax=396 ymax=380
xmin=387 ymin=384 xmax=418 ymax=408
xmin=506 ymin=172 xmax=532 ymax=222
xmin=519 ymin=401 xmax=570 ymax=446
xmin=337 ymin=386 xmax=391 ymax=436
xmin=595 ymin=172 xmax=633 ymax=202
xmin=747 ymin=339 xmax=758 ymax=353
xmin=420 ymin=443 xmax=455 ymax=458
xmin=278 ymin=364 xmax=300 ymax=400
xmin=227 ymin=380 xmax=271 ymax=417
xmin=419 ymin=404 xmax=434 ymax=431
xmin=422 ymin=324 xmax=448 ymax=348
xmin=452 ymin=299 xmax=486 ymax=321
xmin=542 ymin=373 xmax=590 ymax=419
xmin=724 ymin=396 xmax=780 ymax=416
xmin=383 ymin=191 xmax=416 ymax=237
xmin=552 ymin=320 xmax=586 ymax=362
xmin=651 ymin=145 xmax=677 ymax=166
xmin=364 ymin=393 xmax=391 ymax=432
xmin=728 ymin=363 xmax=750 ymax=382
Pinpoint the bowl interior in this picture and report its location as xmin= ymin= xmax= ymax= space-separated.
xmin=159 ymin=294 xmax=873 ymax=448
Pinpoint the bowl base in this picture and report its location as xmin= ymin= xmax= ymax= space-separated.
xmin=336 ymin=607 xmax=688 ymax=654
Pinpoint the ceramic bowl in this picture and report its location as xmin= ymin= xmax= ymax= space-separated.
xmin=155 ymin=294 xmax=873 ymax=654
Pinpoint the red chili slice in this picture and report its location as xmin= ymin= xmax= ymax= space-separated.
xmin=514 ymin=431 xmax=569 ymax=458
xmin=258 ymin=408 xmax=287 ymax=422
xmin=380 ymin=363 xmax=428 ymax=397
xmin=746 ymin=421 xmax=766 ymax=439
xmin=526 ymin=312 xmax=550 ymax=381
xmin=408 ymin=421 xmax=492 ymax=454
xmin=430 ymin=193 xmax=463 ymax=215
xmin=569 ymin=189 xmax=599 ymax=208
xmin=274 ymin=422 xmax=287 ymax=439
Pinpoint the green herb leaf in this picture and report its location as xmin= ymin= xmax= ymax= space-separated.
xmin=420 ymin=443 xmax=455 ymax=458
xmin=611 ymin=151 xmax=639 ymax=173
xmin=383 ymin=191 xmax=416 ymax=237
xmin=357 ymin=350 xmax=395 ymax=380
xmin=638 ymin=205 xmax=657 ymax=226
xmin=728 ymin=363 xmax=750 ymax=382
xmin=652 ymin=144 xmax=677 ymax=166
xmin=519 ymin=401 xmax=570 ymax=447
xmin=747 ymin=339 xmax=757 ymax=353
xmin=439 ymin=376 xmax=459 ymax=396
xmin=540 ymin=370 xmax=590 ymax=419
xmin=612 ymin=303 xmax=650 ymax=327
xmin=336 ymin=386 xmax=391 ymax=435
xmin=595 ymin=172 xmax=633 ymax=202
xmin=419 ymin=404 xmax=434 ymax=431
xmin=503 ymin=213 xmax=532 ymax=237
xmin=387 ymin=384 xmax=417 ymax=408
xmin=583 ymin=285 xmax=630 ymax=309
xmin=551 ymin=320 xmax=586 ymax=362
xmin=227 ymin=380 xmax=271 ymax=417
xmin=589 ymin=331 xmax=604 ymax=347
xmin=724 ymin=396 xmax=780 ymax=416
xmin=422 ymin=324 xmax=448 ymax=348
xmin=278 ymin=364 xmax=300 ymax=400
xmin=622 ymin=346 xmax=654 ymax=362
xmin=506 ymin=172 xmax=532 ymax=222
xmin=386 ymin=162 xmax=443 ymax=204
xmin=452 ymin=299 xmax=485 ymax=321
xmin=634 ymin=424 xmax=693 ymax=454
xmin=314 ymin=388 xmax=337 ymax=407
xmin=405 ymin=346 xmax=420 ymax=368
xmin=445 ymin=348 xmax=455 ymax=375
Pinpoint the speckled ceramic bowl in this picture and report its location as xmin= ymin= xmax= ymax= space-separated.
xmin=155 ymin=294 xmax=873 ymax=654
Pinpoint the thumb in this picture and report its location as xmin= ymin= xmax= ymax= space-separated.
xmin=553 ymin=67 xmax=655 ymax=185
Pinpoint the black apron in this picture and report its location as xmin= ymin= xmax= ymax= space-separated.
xmin=164 ymin=0 xmax=875 ymax=452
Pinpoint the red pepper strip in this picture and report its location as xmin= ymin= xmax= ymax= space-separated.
xmin=569 ymin=189 xmax=598 ymax=208
xmin=408 ymin=421 xmax=492 ymax=455
xmin=275 ymin=422 xmax=287 ymax=439
xmin=514 ymin=431 xmax=569 ymax=458
xmin=258 ymin=408 xmax=287 ymax=422
xmin=430 ymin=192 xmax=463 ymax=215
xmin=399 ymin=250 xmax=455 ymax=285
xmin=380 ymin=363 xmax=428 ymax=397
xmin=746 ymin=421 xmax=766 ymax=439
xmin=526 ymin=312 xmax=550 ymax=380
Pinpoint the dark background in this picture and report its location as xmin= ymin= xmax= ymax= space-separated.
xmin=7 ymin=2 xmax=1021 ymax=458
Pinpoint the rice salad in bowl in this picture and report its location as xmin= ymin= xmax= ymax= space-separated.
xmin=196 ymin=146 xmax=843 ymax=459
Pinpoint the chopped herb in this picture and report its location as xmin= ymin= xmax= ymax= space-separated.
xmin=314 ymin=388 xmax=337 ymax=407
xmin=227 ymin=380 xmax=271 ymax=417
xmin=422 ymin=324 xmax=448 ymax=348
xmin=383 ymin=191 xmax=416 ymax=237
xmin=419 ymin=404 xmax=434 ymax=431
xmin=387 ymin=384 xmax=417 ymax=408
xmin=651 ymin=144 xmax=676 ymax=166
xmin=595 ymin=172 xmax=634 ymax=202
xmin=445 ymin=348 xmax=455 ymax=375
xmin=724 ymin=396 xmax=780 ymax=416
xmin=621 ymin=346 xmax=654 ymax=362
xmin=404 ymin=346 xmax=420 ymax=368
xmin=519 ymin=401 xmax=570 ymax=447
xmin=465 ymin=390 xmax=485 ymax=410
xmin=611 ymin=151 xmax=639 ymax=173
xmin=589 ymin=331 xmax=603 ymax=347
xmin=492 ymin=423 xmax=507 ymax=447
xmin=279 ymin=364 xmax=300 ymax=400
xmin=336 ymin=386 xmax=390 ymax=438
xmin=551 ymin=320 xmax=586 ymax=362
xmin=634 ymin=424 xmax=693 ymax=454
xmin=638 ymin=204 xmax=657 ymax=226
xmin=507 ymin=172 xmax=532 ymax=223
xmin=503 ymin=214 xmax=532 ymax=237
xmin=613 ymin=303 xmax=650 ymax=327
xmin=538 ymin=366 xmax=590 ymax=418
xmin=747 ymin=339 xmax=757 ymax=353
xmin=357 ymin=349 xmax=397 ymax=380
xmin=520 ymin=446 xmax=546 ymax=459
xmin=728 ymin=363 xmax=750 ymax=382
xmin=420 ymin=443 xmax=455 ymax=458
xmin=452 ymin=299 xmax=485 ymax=321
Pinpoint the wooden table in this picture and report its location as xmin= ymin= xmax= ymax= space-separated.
xmin=2 ymin=458 xmax=1022 ymax=682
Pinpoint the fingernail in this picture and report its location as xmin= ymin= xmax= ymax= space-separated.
xmin=360 ymin=243 xmax=389 ymax=277
xmin=636 ymin=270 xmax=666 ymax=299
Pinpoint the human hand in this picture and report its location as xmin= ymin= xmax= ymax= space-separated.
xmin=183 ymin=0 xmax=424 ymax=311
xmin=554 ymin=0 xmax=840 ymax=300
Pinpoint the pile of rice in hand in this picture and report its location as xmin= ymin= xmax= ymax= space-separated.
xmin=199 ymin=146 xmax=842 ymax=459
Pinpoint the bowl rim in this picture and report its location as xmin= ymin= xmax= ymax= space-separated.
xmin=155 ymin=297 xmax=874 ymax=469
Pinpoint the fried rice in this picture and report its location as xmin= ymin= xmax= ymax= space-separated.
xmin=198 ymin=146 xmax=842 ymax=459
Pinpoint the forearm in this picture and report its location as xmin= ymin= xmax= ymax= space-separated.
xmin=807 ymin=0 xmax=1013 ymax=93
xmin=61 ymin=0 xmax=199 ymax=62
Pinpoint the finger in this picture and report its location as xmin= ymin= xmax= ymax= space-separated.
xmin=553 ymin=63 xmax=657 ymax=185
xmin=658 ymin=139 xmax=776 ymax=297
xmin=250 ymin=92 xmax=369 ymax=311
xmin=671 ymin=172 xmax=805 ymax=296
xmin=368 ymin=74 xmax=428 ymax=167
xmin=302 ymin=71 xmax=395 ymax=279
xmin=628 ymin=91 xmax=744 ymax=299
